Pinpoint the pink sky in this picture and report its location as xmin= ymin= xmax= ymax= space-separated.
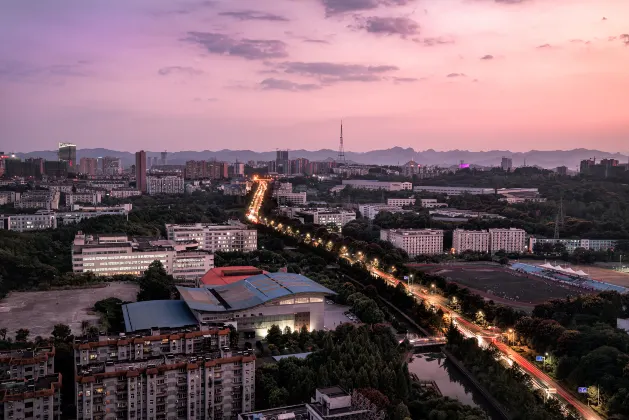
xmin=1 ymin=0 xmax=628 ymax=153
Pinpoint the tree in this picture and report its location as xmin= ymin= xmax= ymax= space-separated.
xmin=0 ymin=328 xmax=7 ymax=341
xmin=392 ymin=402 xmax=411 ymax=420
xmin=51 ymin=324 xmax=72 ymax=342
xmin=267 ymin=325 xmax=283 ymax=347
xmin=15 ymin=328 xmax=30 ymax=342
xmin=137 ymin=261 xmax=174 ymax=301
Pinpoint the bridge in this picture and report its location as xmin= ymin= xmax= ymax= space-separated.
xmin=401 ymin=336 xmax=447 ymax=348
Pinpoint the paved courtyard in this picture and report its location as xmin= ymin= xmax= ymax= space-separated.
xmin=323 ymin=302 xmax=355 ymax=330
xmin=0 ymin=282 xmax=138 ymax=338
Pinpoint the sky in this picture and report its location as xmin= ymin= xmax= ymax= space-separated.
xmin=1 ymin=0 xmax=628 ymax=153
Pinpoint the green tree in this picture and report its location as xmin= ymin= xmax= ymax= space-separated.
xmin=15 ymin=328 xmax=30 ymax=342
xmin=392 ymin=402 xmax=411 ymax=420
xmin=137 ymin=261 xmax=174 ymax=301
xmin=51 ymin=324 xmax=72 ymax=342
xmin=0 ymin=328 xmax=7 ymax=341
xmin=267 ymin=325 xmax=283 ymax=347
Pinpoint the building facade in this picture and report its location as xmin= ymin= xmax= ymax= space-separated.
xmin=342 ymin=180 xmax=412 ymax=191
xmin=529 ymin=237 xmax=619 ymax=253
xmin=79 ymin=158 xmax=99 ymax=176
xmin=387 ymin=198 xmax=415 ymax=207
xmin=58 ymin=142 xmax=77 ymax=169
xmin=136 ymin=151 xmax=147 ymax=193
xmin=358 ymin=204 xmax=407 ymax=220
xmin=147 ymin=176 xmax=184 ymax=195
xmin=0 ymin=347 xmax=56 ymax=381
xmin=66 ymin=193 xmax=103 ymax=207
xmin=413 ymin=186 xmax=494 ymax=195
xmin=296 ymin=210 xmax=356 ymax=229
xmin=276 ymin=192 xmax=307 ymax=206
xmin=380 ymin=229 xmax=444 ymax=257
xmin=501 ymin=157 xmax=513 ymax=171
xmin=15 ymin=190 xmax=60 ymax=210
xmin=110 ymin=188 xmax=142 ymax=199
xmin=489 ymin=228 xmax=526 ymax=253
xmin=0 ymin=210 xmax=57 ymax=232
xmin=165 ymin=221 xmax=257 ymax=254
xmin=452 ymin=229 xmax=490 ymax=254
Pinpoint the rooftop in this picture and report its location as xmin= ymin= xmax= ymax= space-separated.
xmin=178 ymin=272 xmax=336 ymax=313
xmin=0 ymin=374 xmax=61 ymax=402
xmin=200 ymin=266 xmax=268 ymax=286
xmin=122 ymin=300 xmax=199 ymax=332
xmin=239 ymin=404 xmax=309 ymax=420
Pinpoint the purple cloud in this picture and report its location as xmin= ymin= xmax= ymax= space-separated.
xmin=260 ymin=78 xmax=321 ymax=91
xmin=319 ymin=0 xmax=415 ymax=16
xmin=184 ymin=32 xmax=288 ymax=60
xmin=277 ymin=61 xmax=399 ymax=83
xmin=352 ymin=16 xmax=419 ymax=38
xmin=219 ymin=10 xmax=289 ymax=22
xmin=158 ymin=66 xmax=203 ymax=76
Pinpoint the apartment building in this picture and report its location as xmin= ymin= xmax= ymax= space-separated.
xmin=529 ymin=237 xmax=619 ymax=253
xmin=86 ymin=180 xmax=128 ymax=192
xmin=147 ymin=176 xmax=184 ymax=195
xmin=380 ymin=229 xmax=444 ymax=257
xmin=0 ymin=347 xmax=56 ymax=381
xmin=110 ymin=188 xmax=142 ymax=199
xmin=358 ymin=204 xmax=407 ymax=220
xmin=413 ymin=186 xmax=494 ymax=195
xmin=71 ymin=233 xmax=214 ymax=281
xmin=0 ymin=374 xmax=62 ymax=420
xmin=296 ymin=209 xmax=356 ymax=229
xmin=342 ymin=180 xmax=412 ymax=191
xmin=165 ymin=221 xmax=257 ymax=254
xmin=419 ymin=199 xmax=448 ymax=209
xmin=0 ymin=210 xmax=57 ymax=232
xmin=489 ymin=228 xmax=526 ymax=253
xmin=386 ymin=198 xmax=415 ymax=207
xmin=66 ymin=192 xmax=103 ymax=207
xmin=452 ymin=229 xmax=490 ymax=254
xmin=14 ymin=190 xmax=60 ymax=210
xmin=276 ymin=192 xmax=307 ymax=206
xmin=74 ymin=329 xmax=254 ymax=420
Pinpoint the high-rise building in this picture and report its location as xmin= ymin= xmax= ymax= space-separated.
xmin=489 ymin=228 xmax=526 ymax=253
xmin=380 ymin=229 xmax=444 ymax=257
xmin=207 ymin=161 xmax=228 ymax=179
xmin=102 ymin=156 xmax=122 ymax=175
xmin=166 ymin=220 xmax=258 ymax=253
xmin=402 ymin=160 xmax=420 ymax=177
xmin=135 ymin=150 xmax=147 ymax=193
xmin=452 ymin=229 xmax=490 ymax=254
xmin=290 ymin=158 xmax=310 ymax=175
xmin=58 ymin=142 xmax=76 ymax=169
xmin=234 ymin=161 xmax=245 ymax=176
xmin=501 ymin=157 xmax=513 ymax=171
xmin=44 ymin=160 xmax=68 ymax=178
xmin=276 ymin=150 xmax=289 ymax=174
xmin=556 ymin=166 xmax=568 ymax=176
xmin=160 ymin=151 xmax=168 ymax=165
xmin=78 ymin=157 xmax=98 ymax=176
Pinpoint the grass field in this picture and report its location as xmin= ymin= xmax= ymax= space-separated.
xmin=0 ymin=282 xmax=138 ymax=338
xmin=415 ymin=264 xmax=583 ymax=306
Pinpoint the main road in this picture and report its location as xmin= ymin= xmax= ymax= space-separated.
xmin=247 ymin=179 xmax=601 ymax=420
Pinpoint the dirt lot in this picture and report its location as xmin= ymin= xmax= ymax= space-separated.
xmin=0 ymin=282 xmax=138 ymax=338
xmin=519 ymin=259 xmax=629 ymax=288
xmin=416 ymin=264 xmax=583 ymax=306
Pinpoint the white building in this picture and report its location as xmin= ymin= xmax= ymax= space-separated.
xmin=358 ymin=203 xmax=408 ymax=220
xmin=489 ymin=228 xmax=526 ymax=253
xmin=147 ymin=175 xmax=184 ymax=195
xmin=71 ymin=233 xmax=214 ymax=279
xmin=387 ymin=198 xmax=416 ymax=207
xmin=342 ymin=180 xmax=412 ymax=191
xmin=297 ymin=209 xmax=356 ymax=229
xmin=529 ymin=237 xmax=619 ymax=253
xmin=57 ymin=205 xmax=132 ymax=225
xmin=0 ymin=210 xmax=57 ymax=232
xmin=14 ymin=190 xmax=60 ymax=210
xmin=276 ymin=191 xmax=307 ymax=206
xmin=65 ymin=192 xmax=102 ymax=207
xmin=452 ymin=229 xmax=490 ymax=254
xmin=110 ymin=187 xmax=142 ymax=198
xmin=0 ymin=191 xmax=20 ymax=203
xmin=413 ymin=186 xmax=494 ymax=195
xmin=419 ymin=198 xmax=448 ymax=208
xmin=165 ymin=220 xmax=258 ymax=253
xmin=380 ymin=229 xmax=444 ymax=257
xmin=86 ymin=179 xmax=127 ymax=191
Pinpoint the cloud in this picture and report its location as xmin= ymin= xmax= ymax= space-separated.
xmin=602 ymin=17 xmax=607 ymax=21
xmin=319 ymin=0 xmax=415 ymax=16
xmin=184 ymin=32 xmax=288 ymax=60
xmin=417 ymin=36 xmax=455 ymax=46
xmin=352 ymin=16 xmax=419 ymax=38
xmin=0 ymin=60 xmax=91 ymax=84
xmin=152 ymin=1 xmax=215 ymax=16
xmin=219 ymin=10 xmax=289 ymax=22
xmin=393 ymin=77 xmax=418 ymax=83
xmin=536 ymin=43 xmax=553 ymax=49
xmin=276 ymin=61 xmax=399 ymax=83
xmin=480 ymin=54 xmax=494 ymax=60
xmin=158 ymin=66 xmax=203 ymax=76
xmin=193 ymin=97 xmax=218 ymax=102
xmin=303 ymin=38 xmax=331 ymax=44
xmin=621 ymin=34 xmax=629 ymax=46
xmin=446 ymin=73 xmax=465 ymax=77
xmin=260 ymin=78 xmax=321 ymax=91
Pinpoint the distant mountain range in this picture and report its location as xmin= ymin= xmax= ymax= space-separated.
xmin=13 ymin=147 xmax=629 ymax=170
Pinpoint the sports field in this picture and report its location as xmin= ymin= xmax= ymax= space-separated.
xmin=519 ymin=259 xmax=629 ymax=288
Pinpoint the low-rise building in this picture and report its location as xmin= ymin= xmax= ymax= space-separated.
xmin=296 ymin=209 xmax=356 ymax=229
xmin=0 ymin=374 xmax=62 ymax=420
xmin=57 ymin=205 xmax=132 ymax=225
xmin=342 ymin=180 xmax=412 ymax=191
xmin=529 ymin=237 xmax=619 ymax=253
xmin=0 ymin=210 xmax=57 ymax=232
xmin=0 ymin=191 xmax=20 ymax=203
xmin=419 ymin=198 xmax=448 ymax=208
xmin=166 ymin=220 xmax=257 ymax=253
xmin=413 ymin=186 xmax=494 ymax=195
xmin=14 ymin=190 xmax=60 ymax=210
xmin=380 ymin=229 xmax=444 ymax=256
xmin=147 ymin=175 xmax=184 ymax=195
xmin=452 ymin=229 xmax=490 ymax=254
xmin=276 ymin=191 xmax=307 ymax=206
xmin=73 ymin=328 xmax=254 ymax=420
xmin=358 ymin=203 xmax=408 ymax=220
xmin=110 ymin=187 xmax=142 ymax=198
xmin=428 ymin=208 xmax=505 ymax=220
xmin=86 ymin=179 xmax=128 ymax=192
xmin=387 ymin=198 xmax=416 ymax=207
xmin=65 ymin=192 xmax=102 ymax=207
xmin=489 ymin=228 xmax=526 ymax=253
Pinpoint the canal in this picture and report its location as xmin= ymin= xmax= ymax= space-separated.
xmin=407 ymin=351 xmax=502 ymax=419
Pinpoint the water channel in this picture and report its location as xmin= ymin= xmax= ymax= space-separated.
xmin=407 ymin=351 xmax=501 ymax=419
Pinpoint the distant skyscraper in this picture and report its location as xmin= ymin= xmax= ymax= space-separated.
xmin=276 ymin=150 xmax=289 ymax=175
xmin=58 ymin=143 xmax=77 ymax=168
xmin=102 ymin=156 xmax=122 ymax=175
xmin=501 ymin=157 xmax=513 ymax=171
xmin=135 ymin=150 xmax=147 ymax=192
xmin=161 ymin=151 xmax=168 ymax=165
xmin=79 ymin=157 xmax=98 ymax=176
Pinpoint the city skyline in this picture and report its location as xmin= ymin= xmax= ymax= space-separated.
xmin=2 ymin=0 xmax=629 ymax=152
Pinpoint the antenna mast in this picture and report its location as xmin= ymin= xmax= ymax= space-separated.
xmin=338 ymin=121 xmax=346 ymax=164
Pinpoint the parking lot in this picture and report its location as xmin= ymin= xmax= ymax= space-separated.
xmin=0 ymin=282 xmax=138 ymax=338
xmin=323 ymin=300 xmax=356 ymax=330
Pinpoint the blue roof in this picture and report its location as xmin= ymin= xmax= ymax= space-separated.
xmin=123 ymin=300 xmax=198 ymax=332
xmin=177 ymin=272 xmax=336 ymax=313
